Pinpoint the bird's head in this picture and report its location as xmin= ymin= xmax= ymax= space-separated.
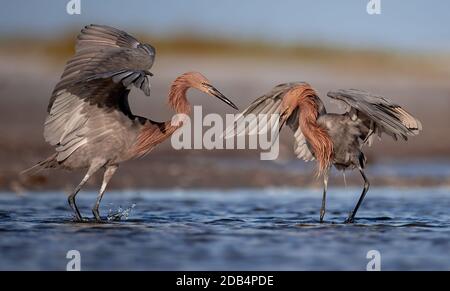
xmin=180 ymin=72 xmax=238 ymax=110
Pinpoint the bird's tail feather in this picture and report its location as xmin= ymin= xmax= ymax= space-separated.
xmin=21 ymin=154 xmax=58 ymax=176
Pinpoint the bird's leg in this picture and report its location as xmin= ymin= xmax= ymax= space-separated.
xmin=320 ymin=169 xmax=329 ymax=223
xmin=68 ymin=163 xmax=102 ymax=222
xmin=345 ymin=167 xmax=370 ymax=223
xmin=92 ymin=165 xmax=118 ymax=221
xmin=68 ymin=180 xmax=87 ymax=222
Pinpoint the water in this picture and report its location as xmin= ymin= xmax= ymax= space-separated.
xmin=0 ymin=187 xmax=449 ymax=270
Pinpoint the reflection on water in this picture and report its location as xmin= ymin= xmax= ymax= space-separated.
xmin=0 ymin=187 xmax=449 ymax=270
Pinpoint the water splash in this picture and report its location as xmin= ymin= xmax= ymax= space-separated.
xmin=107 ymin=203 xmax=136 ymax=221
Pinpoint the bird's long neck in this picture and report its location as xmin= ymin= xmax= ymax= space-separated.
xmin=168 ymin=76 xmax=192 ymax=116
xmin=296 ymin=87 xmax=333 ymax=175
xmin=128 ymin=75 xmax=193 ymax=159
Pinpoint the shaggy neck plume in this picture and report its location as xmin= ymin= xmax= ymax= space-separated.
xmin=130 ymin=74 xmax=194 ymax=158
xmin=168 ymin=75 xmax=192 ymax=116
xmin=293 ymin=86 xmax=333 ymax=175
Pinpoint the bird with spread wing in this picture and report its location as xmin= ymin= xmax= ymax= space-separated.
xmin=227 ymin=82 xmax=422 ymax=223
xmin=23 ymin=25 xmax=238 ymax=221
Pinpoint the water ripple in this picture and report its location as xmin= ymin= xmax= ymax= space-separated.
xmin=0 ymin=187 xmax=449 ymax=270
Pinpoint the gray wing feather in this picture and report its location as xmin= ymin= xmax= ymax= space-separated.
xmin=287 ymin=108 xmax=315 ymax=161
xmin=49 ymin=24 xmax=155 ymax=111
xmin=142 ymin=75 xmax=151 ymax=96
xmin=44 ymin=90 xmax=89 ymax=161
xmin=76 ymin=24 xmax=142 ymax=51
xmin=224 ymin=82 xmax=316 ymax=162
xmin=224 ymin=83 xmax=299 ymax=138
xmin=327 ymin=89 xmax=422 ymax=143
xmin=44 ymin=25 xmax=155 ymax=162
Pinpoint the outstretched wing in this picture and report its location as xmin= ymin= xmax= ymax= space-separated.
xmin=44 ymin=24 xmax=156 ymax=161
xmin=49 ymin=24 xmax=155 ymax=111
xmin=223 ymin=82 xmax=317 ymax=161
xmin=224 ymin=83 xmax=298 ymax=138
xmin=327 ymin=89 xmax=422 ymax=144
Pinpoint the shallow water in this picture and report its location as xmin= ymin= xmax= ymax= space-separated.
xmin=0 ymin=187 xmax=449 ymax=270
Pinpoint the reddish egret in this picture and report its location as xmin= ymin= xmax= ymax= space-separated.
xmin=233 ymin=82 xmax=422 ymax=223
xmin=23 ymin=25 xmax=238 ymax=221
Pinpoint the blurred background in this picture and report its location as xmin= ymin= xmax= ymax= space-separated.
xmin=1 ymin=0 xmax=450 ymax=191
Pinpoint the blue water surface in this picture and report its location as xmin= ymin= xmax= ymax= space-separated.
xmin=0 ymin=187 xmax=449 ymax=270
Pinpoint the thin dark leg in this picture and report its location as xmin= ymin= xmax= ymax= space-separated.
xmin=68 ymin=173 xmax=90 ymax=222
xmin=68 ymin=196 xmax=82 ymax=221
xmin=320 ymin=170 xmax=329 ymax=223
xmin=92 ymin=165 xmax=118 ymax=221
xmin=345 ymin=167 xmax=370 ymax=223
xmin=67 ymin=162 xmax=103 ymax=222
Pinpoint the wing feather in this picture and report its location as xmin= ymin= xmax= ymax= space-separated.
xmin=44 ymin=25 xmax=156 ymax=162
xmin=327 ymin=89 xmax=422 ymax=144
xmin=224 ymin=82 xmax=317 ymax=162
xmin=49 ymin=24 xmax=155 ymax=111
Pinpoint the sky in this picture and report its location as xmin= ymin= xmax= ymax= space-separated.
xmin=1 ymin=0 xmax=450 ymax=53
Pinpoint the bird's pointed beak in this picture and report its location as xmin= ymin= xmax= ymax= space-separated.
xmin=206 ymin=84 xmax=238 ymax=110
